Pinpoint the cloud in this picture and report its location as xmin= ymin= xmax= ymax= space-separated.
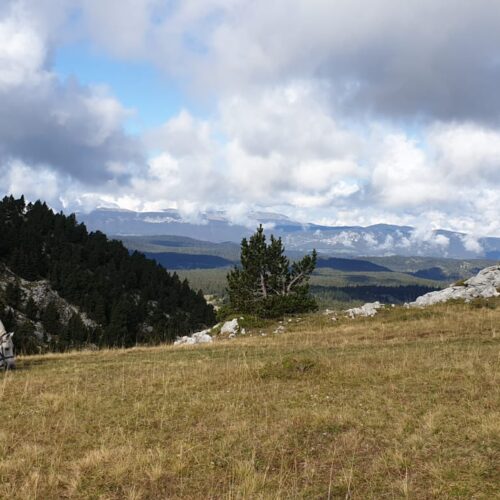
xmin=0 ymin=4 xmax=46 ymax=88
xmin=0 ymin=2 xmax=144 ymax=190
xmin=370 ymin=132 xmax=447 ymax=207
xmin=0 ymin=159 xmax=61 ymax=201
xmin=144 ymin=109 xmax=213 ymax=158
xmin=430 ymin=123 xmax=500 ymax=182
xmin=461 ymin=234 xmax=483 ymax=254
xmin=67 ymin=0 xmax=500 ymax=123
xmin=1 ymin=0 xmax=500 ymax=241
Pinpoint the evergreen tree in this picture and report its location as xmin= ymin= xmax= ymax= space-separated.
xmin=14 ymin=321 xmax=39 ymax=355
xmin=227 ymin=225 xmax=317 ymax=317
xmin=5 ymin=281 xmax=23 ymax=309
xmin=25 ymin=297 xmax=38 ymax=321
xmin=0 ymin=195 xmax=216 ymax=349
xmin=41 ymin=301 xmax=61 ymax=336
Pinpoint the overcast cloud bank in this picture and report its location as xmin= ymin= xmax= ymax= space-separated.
xmin=1 ymin=0 xmax=500 ymax=239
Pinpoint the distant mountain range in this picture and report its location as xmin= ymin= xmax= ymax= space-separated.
xmin=78 ymin=208 xmax=500 ymax=260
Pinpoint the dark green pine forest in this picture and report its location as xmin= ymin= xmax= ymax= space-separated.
xmin=0 ymin=196 xmax=216 ymax=352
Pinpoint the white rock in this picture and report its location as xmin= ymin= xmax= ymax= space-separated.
xmin=174 ymin=329 xmax=213 ymax=346
xmin=221 ymin=318 xmax=239 ymax=335
xmin=409 ymin=265 xmax=500 ymax=307
xmin=345 ymin=301 xmax=383 ymax=318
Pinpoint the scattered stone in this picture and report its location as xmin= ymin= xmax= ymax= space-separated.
xmin=174 ymin=329 xmax=213 ymax=346
xmin=273 ymin=325 xmax=286 ymax=334
xmin=409 ymin=265 xmax=500 ymax=307
xmin=345 ymin=301 xmax=384 ymax=318
xmin=221 ymin=318 xmax=239 ymax=335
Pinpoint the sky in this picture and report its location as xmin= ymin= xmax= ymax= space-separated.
xmin=1 ymin=0 xmax=500 ymax=237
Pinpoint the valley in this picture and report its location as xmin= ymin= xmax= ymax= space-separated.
xmin=119 ymin=234 xmax=497 ymax=308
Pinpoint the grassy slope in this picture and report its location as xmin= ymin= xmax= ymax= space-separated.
xmin=1 ymin=301 xmax=499 ymax=499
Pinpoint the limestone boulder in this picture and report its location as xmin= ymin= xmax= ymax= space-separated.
xmin=174 ymin=329 xmax=213 ymax=346
xmin=221 ymin=318 xmax=239 ymax=335
xmin=345 ymin=301 xmax=383 ymax=318
xmin=409 ymin=265 xmax=500 ymax=307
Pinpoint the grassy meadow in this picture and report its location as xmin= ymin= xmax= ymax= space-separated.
xmin=1 ymin=300 xmax=499 ymax=499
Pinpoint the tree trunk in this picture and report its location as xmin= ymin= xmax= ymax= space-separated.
xmin=286 ymin=272 xmax=304 ymax=294
xmin=260 ymin=273 xmax=268 ymax=299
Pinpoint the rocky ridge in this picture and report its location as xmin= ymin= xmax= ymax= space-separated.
xmin=0 ymin=264 xmax=97 ymax=348
xmin=408 ymin=265 xmax=500 ymax=307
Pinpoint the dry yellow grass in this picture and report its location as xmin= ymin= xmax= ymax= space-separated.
xmin=1 ymin=300 xmax=499 ymax=499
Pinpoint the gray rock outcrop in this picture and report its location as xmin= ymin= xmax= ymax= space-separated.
xmin=345 ymin=301 xmax=384 ymax=318
xmin=220 ymin=318 xmax=239 ymax=335
xmin=174 ymin=329 xmax=213 ymax=346
xmin=409 ymin=265 xmax=500 ymax=307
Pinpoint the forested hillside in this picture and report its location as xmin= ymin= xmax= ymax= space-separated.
xmin=0 ymin=196 xmax=215 ymax=352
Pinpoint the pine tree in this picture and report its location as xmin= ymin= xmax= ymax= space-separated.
xmin=25 ymin=297 xmax=38 ymax=321
xmin=0 ymin=195 xmax=216 ymax=348
xmin=227 ymin=225 xmax=318 ymax=317
xmin=5 ymin=281 xmax=23 ymax=309
xmin=41 ymin=301 xmax=61 ymax=336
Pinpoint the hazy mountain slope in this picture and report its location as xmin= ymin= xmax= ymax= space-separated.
xmin=77 ymin=208 xmax=500 ymax=259
xmin=121 ymin=235 xmax=242 ymax=260
xmin=142 ymin=252 xmax=234 ymax=270
xmin=315 ymin=257 xmax=391 ymax=272
xmin=365 ymin=256 xmax=497 ymax=280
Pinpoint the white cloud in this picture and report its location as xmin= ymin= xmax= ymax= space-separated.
xmin=0 ymin=1 xmax=143 ymax=186
xmin=0 ymin=159 xmax=60 ymax=201
xmin=430 ymin=123 xmax=500 ymax=182
xmin=0 ymin=4 xmax=46 ymax=89
xmin=370 ymin=132 xmax=448 ymax=207
xmin=145 ymin=109 xmax=213 ymax=158
xmin=1 ymin=0 xmax=500 ymax=242
xmin=65 ymin=0 xmax=500 ymax=123
xmin=461 ymin=234 xmax=483 ymax=254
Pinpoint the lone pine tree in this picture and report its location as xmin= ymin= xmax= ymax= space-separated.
xmin=227 ymin=225 xmax=318 ymax=317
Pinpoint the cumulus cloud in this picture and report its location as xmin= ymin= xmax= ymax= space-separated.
xmin=430 ymin=123 xmax=500 ymax=182
xmin=66 ymin=0 xmax=500 ymax=123
xmin=370 ymin=132 xmax=446 ymax=207
xmin=0 ymin=159 xmax=61 ymax=201
xmin=1 ymin=0 xmax=500 ymax=240
xmin=461 ymin=234 xmax=483 ymax=254
xmin=0 ymin=2 xmax=144 ymax=194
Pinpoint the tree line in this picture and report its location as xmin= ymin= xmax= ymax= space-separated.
xmin=0 ymin=196 xmax=215 ymax=352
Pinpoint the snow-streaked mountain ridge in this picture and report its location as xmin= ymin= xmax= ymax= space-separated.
xmin=77 ymin=208 xmax=500 ymax=259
